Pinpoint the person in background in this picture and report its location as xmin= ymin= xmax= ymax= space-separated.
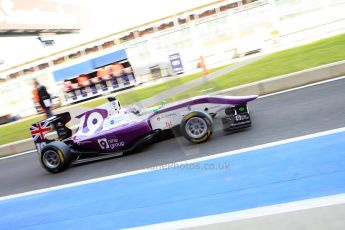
xmin=33 ymin=80 xmax=53 ymax=118
xmin=77 ymin=74 xmax=90 ymax=87
xmin=110 ymin=62 xmax=124 ymax=76
xmin=63 ymin=80 xmax=72 ymax=92
xmin=32 ymin=87 xmax=41 ymax=113
xmin=97 ymin=67 xmax=111 ymax=91
xmin=77 ymin=74 xmax=90 ymax=97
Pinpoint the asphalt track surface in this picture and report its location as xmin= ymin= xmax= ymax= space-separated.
xmin=1 ymin=77 xmax=345 ymax=197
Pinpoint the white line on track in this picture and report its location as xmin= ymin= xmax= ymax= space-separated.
xmin=125 ymin=193 xmax=345 ymax=230
xmin=1 ymin=126 xmax=345 ymax=202
xmin=2 ymin=74 xmax=345 ymax=161
xmin=258 ymin=75 xmax=345 ymax=99
xmin=0 ymin=150 xmax=36 ymax=160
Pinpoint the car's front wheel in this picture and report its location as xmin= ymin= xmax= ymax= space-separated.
xmin=180 ymin=111 xmax=213 ymax=143
xmin=40 ymin=141 xmax=73 ymax=173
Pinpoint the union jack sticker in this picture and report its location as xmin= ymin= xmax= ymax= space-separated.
xmin=30 ymin=120 xmax=52 ymax=141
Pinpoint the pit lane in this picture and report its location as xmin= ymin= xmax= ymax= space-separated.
xmin=1 ymin=77 xmax=345 ymax=197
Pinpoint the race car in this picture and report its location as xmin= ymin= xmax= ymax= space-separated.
xmin=30 ymin=95 xmax=257 ymax=173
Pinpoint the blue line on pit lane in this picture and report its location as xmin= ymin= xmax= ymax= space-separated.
xmin=1 ymin=131 xmax=345 ymax=229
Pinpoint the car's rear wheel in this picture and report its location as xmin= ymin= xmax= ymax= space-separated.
xmin=40 ymin=141 xmax=73 ymax=173
xmin=181 ymin=111 xmax=213 ymax=143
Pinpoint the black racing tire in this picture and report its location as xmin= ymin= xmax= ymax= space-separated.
xmin=180 ymin=111 xmax=213 ymax=143
xmin=40 ymin=141 xmax=73 ymax=173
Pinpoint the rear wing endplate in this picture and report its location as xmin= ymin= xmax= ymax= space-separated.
xmin=29 ymin=112 xmax=72 ymax=153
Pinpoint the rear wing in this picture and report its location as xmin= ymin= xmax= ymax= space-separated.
xmin=29 ymin=112 xmax=72 ymax=153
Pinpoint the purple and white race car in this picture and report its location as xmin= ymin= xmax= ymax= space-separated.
xmin=30 ymin=95 xmax=257 ymax=173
